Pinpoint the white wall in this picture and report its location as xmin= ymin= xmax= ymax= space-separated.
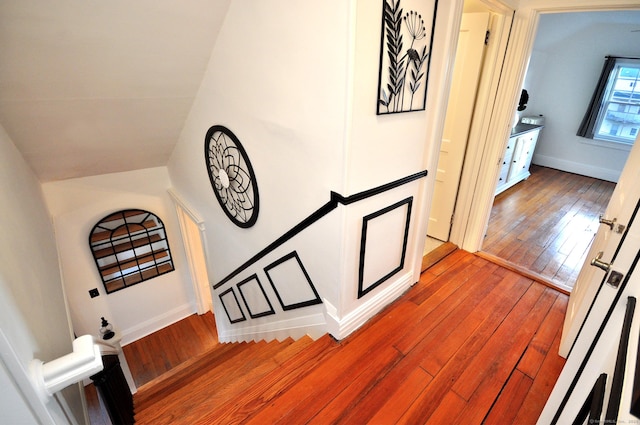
xmin=348 ymin=1 xmax=433 ymax=193
xmin=168 ymin=1 xmax=350 ymax=318
xmin=0 ymin=125 xmax=83 ymax=423
xmin=41 ymin=167 xmax=196 ymax=345
xmin=334 ymin=0 xmax=449 ymax=321
xmin=524 ymin=11 xmax=640 ymax=181
xmin=168 ymin=0 xmax=456 ymax=340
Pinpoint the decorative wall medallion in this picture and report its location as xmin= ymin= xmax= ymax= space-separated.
xmin=205 ymin=125 xmax=259 ymax=228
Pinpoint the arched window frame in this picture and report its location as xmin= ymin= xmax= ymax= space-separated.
xmin=89 ymin=209 xmax=175 ymax=294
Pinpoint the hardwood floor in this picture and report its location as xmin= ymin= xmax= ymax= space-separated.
xmin=122 ymin=311 xmax=219 ymax=388
xmin=483 ymin=165 xmax=615 ymax=292
xmin=87 ymin=249 xmax=567 ymax=424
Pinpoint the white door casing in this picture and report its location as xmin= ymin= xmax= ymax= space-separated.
xmin=428 ymin=12 xmax=490 ymax=242
xmin=453 ymin=0 xmax=640 ymax=255
xmin=168 ymin=188 xmax=213 ymax=315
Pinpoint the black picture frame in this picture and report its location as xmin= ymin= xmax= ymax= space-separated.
xmin=264 ymin=251 xmax=322 ymax=311
xmin=376 ymin=0 xmax=438 ymax=115
xmin=358 ymin=197 xmax=413 ymax=298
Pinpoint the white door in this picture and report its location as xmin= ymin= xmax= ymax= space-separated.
xmin=559 ymin=136 xmax=640 ymax=357
xmin=539 ymin=137 xmax=640 ymax=423
xmin=428 ymin=13 xmax=490 ymax=241
xmin=170 ymin=191 xmax=213 ymax=315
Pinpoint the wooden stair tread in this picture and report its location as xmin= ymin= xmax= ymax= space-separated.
xmin=196 ymin=335 xmax=338 ymax=424
xmin=134 ymin=338 xmax=307 ymax=424
xmin=134 ymin=341 xmax=251 ymax=408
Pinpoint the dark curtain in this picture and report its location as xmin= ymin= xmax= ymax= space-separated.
xmin=577 ymin=56 xmax=617 ymax=138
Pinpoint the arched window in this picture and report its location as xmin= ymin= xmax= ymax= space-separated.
xmin=89 ymin=209 xmax=174 ymax=293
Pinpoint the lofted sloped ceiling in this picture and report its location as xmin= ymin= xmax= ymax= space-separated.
xmin=0 ymin=0 xmax=230 ymax=182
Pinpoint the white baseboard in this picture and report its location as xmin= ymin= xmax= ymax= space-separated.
xmin=217 ymin=311 xmax=327 ymax=343
xmin=325 ymin=271 xmax=413 ymax=340
xmin=216 ymin=272 xmax=414 ymax=344
xmin=532 ymin=154 xmax=620 ymax=183
xmin=120 ymin=303 xmax=196 ymax=346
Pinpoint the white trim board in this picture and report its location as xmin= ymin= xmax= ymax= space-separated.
xmin=325 ymin=271 xmax=414 ymax=340
xmin=119 ymin=303 xmax=195 ymax=346
xmin=217 ymin=312 xmax=327 ymax=343
xmin=532 ymin=154 xmax=620 ymax=183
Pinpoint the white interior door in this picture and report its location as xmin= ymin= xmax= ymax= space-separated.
xmin=428 ymin=12 xmax=490 ymax=241
xmin=540 ymin=137 xmax=640 ymax=422
xmin=559 ymin=135 xmax=640 ymax=357
xmin=170 ymin=190 xmax=213 ymax=315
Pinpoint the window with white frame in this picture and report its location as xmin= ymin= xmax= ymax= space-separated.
xmin=578 ymin=57 xmax=640 ymax=146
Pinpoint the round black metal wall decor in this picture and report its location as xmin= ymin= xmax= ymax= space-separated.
xmin=205 ymin=125 xmax=259 ymax=228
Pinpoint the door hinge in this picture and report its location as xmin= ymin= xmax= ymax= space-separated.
xmin=450 ymin=213 xmax=455 ymax=226
xmin=485 ymin=30 xmax=490 ymax=45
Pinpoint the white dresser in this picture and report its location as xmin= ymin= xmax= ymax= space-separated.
xmin=495 ymin=123 xmax=543 ymax=195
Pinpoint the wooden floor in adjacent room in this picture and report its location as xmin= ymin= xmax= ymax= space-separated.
xmin=482 ymin=165 xmax=615 ymax=292
xmin=86 ymin=249 xmax=567 ymax=425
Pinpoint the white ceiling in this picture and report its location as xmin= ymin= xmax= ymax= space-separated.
xmin=1 ymin=3 xmax=638 ymax=183
xmin=0 ymin=0 xmax=230 ymax=182
xmin=534 ymin=10 xmax=640 ymax=51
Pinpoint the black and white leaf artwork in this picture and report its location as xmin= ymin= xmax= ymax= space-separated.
xmin=376 ymin=0 xmax=438 ymax=115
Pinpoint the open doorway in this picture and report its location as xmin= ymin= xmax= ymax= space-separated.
xmin=168 ymin=189 xmax=214 ymax=315
xmin=482 ymin=165 xmax=616 ymax=292
xmin=426 ymin=4 xmax=640 ymax=295
xmin=479 ymin=10 xmax=639 ymax=292
xmin=425 ymin=0 xmax=514 ymax=256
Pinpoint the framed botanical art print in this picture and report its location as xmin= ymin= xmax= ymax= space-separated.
xmin=376 ymin=0 xmax=438 ymax=115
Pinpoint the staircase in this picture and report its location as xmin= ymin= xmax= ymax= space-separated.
xmin=125 ymin=248 xmax=567 ymax=424
xmin=133 ymin=334 xmax=337 ymax=424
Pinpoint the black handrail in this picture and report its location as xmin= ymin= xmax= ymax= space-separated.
xmin=213 ymin=170 xmax=428 ymax=289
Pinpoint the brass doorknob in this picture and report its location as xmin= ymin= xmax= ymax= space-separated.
xmin=598 ymin=215 xmax=616 ymax=229
xmin=599 ymin=215 xmax=626 ymax=234
xmin=590 ymin=251 xmax=611 ymax=273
